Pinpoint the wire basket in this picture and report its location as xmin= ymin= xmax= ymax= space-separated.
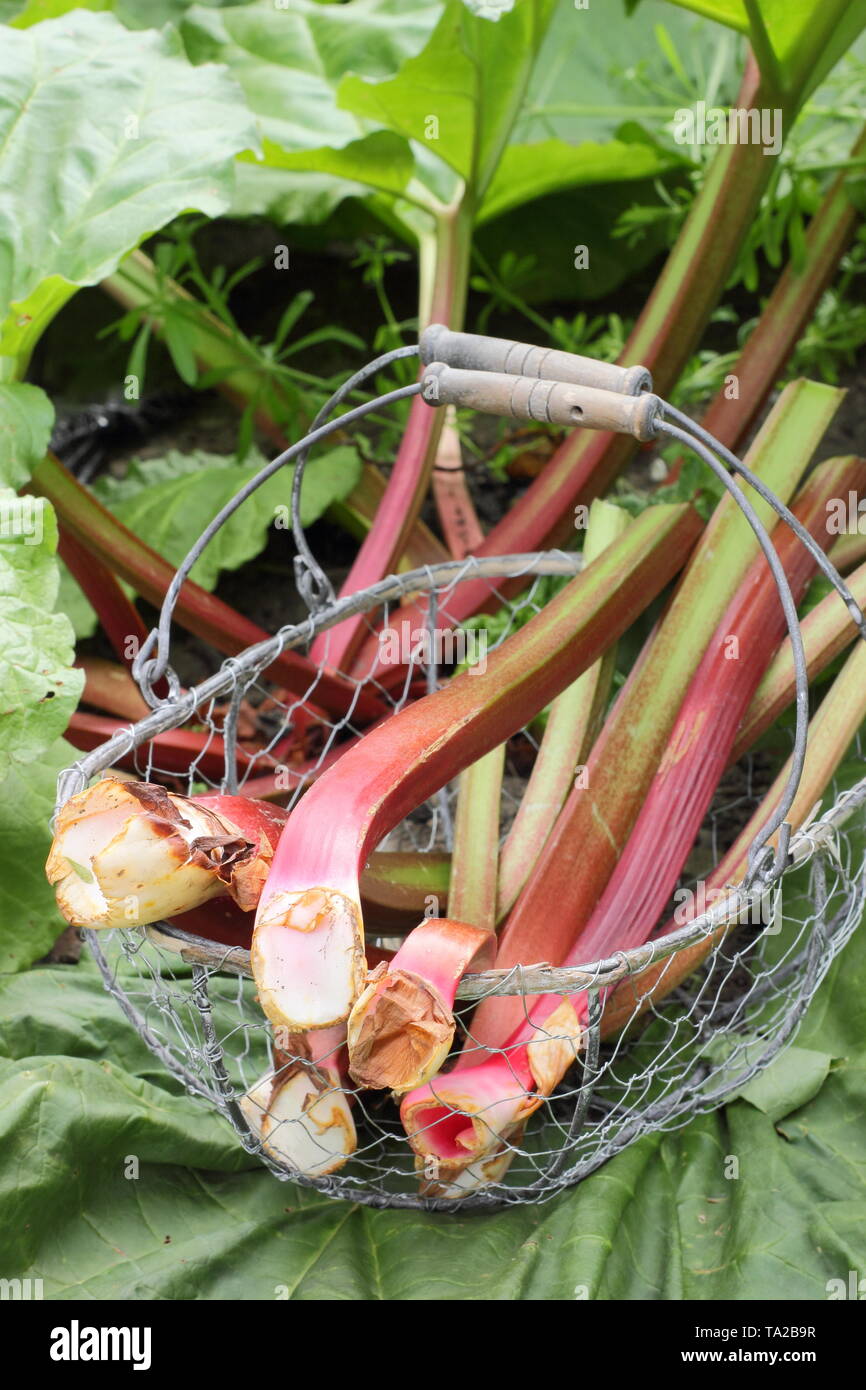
xmin=51 ymin=336 xmax=866 ymax=1208
xmin=54 ymin=543 xmax=866 ymax=1210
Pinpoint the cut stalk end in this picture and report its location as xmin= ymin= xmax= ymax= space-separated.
xmin=347 ymin=966 xmax=455 ymax=1094
xmin=251 ymin=886 xmax=365 ymax=1031
xmin=240 ymin=1039 xmax=356 ymax=1178
xmin=46 ymin=778 xmax=264 ymax=928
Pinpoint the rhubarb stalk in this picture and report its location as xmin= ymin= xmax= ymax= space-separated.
xmin=240 ymin=1027 xmax=356 ymax=1178
xmin=735 ymin=542 xmax=866 ymax=760
xmin=496 ymin=498 xmax=629 ymax=919
xmin=603 ymin=633 xmax=866 ymax=1038
xmin=449 ymin=744 xmax=506 ymax=933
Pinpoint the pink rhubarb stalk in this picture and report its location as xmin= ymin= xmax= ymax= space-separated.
xmin=604 ymin=632 xmax=866 ymax=1038
xmin=347 ymin=917 xmax=496 ymax=1093
xmin=251 ymin=502 xmax=701 ymax=1032
xmin=310 ymin=199 xmax=475 ymax=677
xmin=469 ymin=380 xmax=843 ymax=1048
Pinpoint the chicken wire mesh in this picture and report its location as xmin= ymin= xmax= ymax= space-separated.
xmin=55 ymin=547 xmax=866 ymax=1210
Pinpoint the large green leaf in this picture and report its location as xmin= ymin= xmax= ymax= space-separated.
xmin=181 ymin=0 xmax=440 ymax=158
xmin=0 ymin=11 xmax=258 ymax=367
xmin=0 ymin=383 xmax=53 ymax=489
xmin=86 ymin=446 xmax=361 ymax=592
xmin=0 ymin=739 xmax=77 ymax=972
xmin=338 ymin=0 xmax=557 ymax=198
xmin=0 ymin=491 xmax=82 ymax=780
xmin=480 ymin=133 xmax=683 ymax=224
xmin=189 ymin=0 xmax=683 ymax=235
xmin=660 ymin=0 xmax=866 ymax=100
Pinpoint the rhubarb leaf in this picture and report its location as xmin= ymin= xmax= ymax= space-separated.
xmin=660 ymin=0 xmax=866 ymax=98
xmin=728 ymin=1044 xmax=834 ymax=1122
xmin=0 ymin=738 xmax=75 ymax=972
xmin=0 ymin=384 xmax=54 ymax=489
xmin=0 ymin=491 xmax=83 ymax=780
xmin=479 ymin=134 xmax=683 ymax=224
xmin=179 ymin=0 xmax=439 ymax=170
xmin=86 ymin=446 xmax=361 ymax=593
xmin=0 ymin=11 xmax=258 ymax=368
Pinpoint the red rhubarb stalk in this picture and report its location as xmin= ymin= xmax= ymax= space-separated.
xmin=58 ymin=530 xmax=150 ymax=674
xmin=469 ymin=380 xmax=843 ymax=1047
xmin=65 ymin=712 xmax=260 ymax=782
xmin=250 ymin=502 xmax=702 ymax=1032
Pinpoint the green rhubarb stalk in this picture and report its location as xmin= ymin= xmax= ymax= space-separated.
xmin=604 ymin=633 xmax=866 ymax=1039
xmin=496 ymin=499 xmax=629 ymax=920
xmin=250 ymin=500 xmax=702 ymax=1033
xmin=359 ymin=851 xmax=452 ymax=934
xmin=469 ymin=379 xmax=844 ymax=1049
xmin=449 ymin=743 xmax=506 ymax=932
